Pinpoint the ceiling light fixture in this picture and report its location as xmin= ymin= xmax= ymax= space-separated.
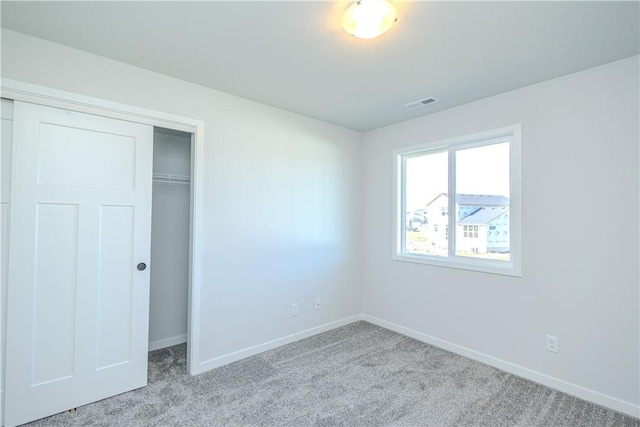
xmin=341 ymin=0 xmax=398 ymax=39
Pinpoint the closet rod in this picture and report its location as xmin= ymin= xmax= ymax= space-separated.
xmin=152 ymin=173 xmax=190 ymax=185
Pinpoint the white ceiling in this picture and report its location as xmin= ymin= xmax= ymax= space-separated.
xmin=2 ymin=1 xmax=638 ymax=131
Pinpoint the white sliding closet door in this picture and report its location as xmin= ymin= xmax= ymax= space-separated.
xmin=1 ymin=99 xmax=14 ymax=426
xmin=4 ymin=101 xmax=153 ymax=426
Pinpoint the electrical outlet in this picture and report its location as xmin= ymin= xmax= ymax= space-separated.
xmin=314 ymin=298 xmax=321 ymax=310
xmin=546 ymin=335 xmax=558 ymax=353
xmin=292 ymin=303 xmax=299 ymax=316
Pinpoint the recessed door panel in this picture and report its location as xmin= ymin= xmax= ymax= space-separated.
xmin=96 ymin=205 xmax=134 ymax=370
xmin=37 ymin=123 xmax=136 ymax=189
xmin=32 ymin=203 xmax=79 ymax=386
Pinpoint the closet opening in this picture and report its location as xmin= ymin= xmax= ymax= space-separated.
xmin=149 ymin=127 xmax=193 ymax=364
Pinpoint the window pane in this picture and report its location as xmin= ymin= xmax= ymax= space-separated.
xmin=455 ymin=142 xmax=510 ymax=260
xmin=404 ymin=151 xmax=447 ymax=256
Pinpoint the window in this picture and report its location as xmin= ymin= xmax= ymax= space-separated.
xmin=394 ymin=125 xmax=521 ymax=276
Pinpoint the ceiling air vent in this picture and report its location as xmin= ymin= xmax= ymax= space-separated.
xmin=404 ymin=97 xmax=440 ymax=110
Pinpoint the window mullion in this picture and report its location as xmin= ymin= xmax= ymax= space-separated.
xmin=448 ymin=149 xmax=456 ymax=259
xmin=400 ymin=155 xmax=407 ymax=253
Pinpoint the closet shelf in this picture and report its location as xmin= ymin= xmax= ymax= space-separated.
xmin=152 ymin=173 xmax=190 ymax=185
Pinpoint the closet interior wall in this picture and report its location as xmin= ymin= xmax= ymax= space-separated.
xmin=150 ymin=127 xmax=191 ymax=351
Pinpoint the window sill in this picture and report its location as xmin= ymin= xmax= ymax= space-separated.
xmin=392 ymin=252 xmax=522 ymax=277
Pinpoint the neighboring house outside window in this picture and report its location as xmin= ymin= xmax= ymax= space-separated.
xmin=424 ymin=194 xmax=510 ymax=256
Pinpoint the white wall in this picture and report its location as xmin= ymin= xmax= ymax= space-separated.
xmin=0 ymin=29 xmax=363 ymax=368
xmin=149 ymin=128 xmax=191 ymax=350
xmin=362 ymin=56 xmax=639 ymax=414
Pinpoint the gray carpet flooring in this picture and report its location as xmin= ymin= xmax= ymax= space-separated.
xmin=25 ymin=321 xmax=638 ymax=426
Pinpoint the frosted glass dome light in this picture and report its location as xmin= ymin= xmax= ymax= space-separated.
xmin=342 ymin=0 xmax=398 ymax=39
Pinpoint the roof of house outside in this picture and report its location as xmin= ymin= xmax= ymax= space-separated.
xmin=426 ymin=193 xmax=509 ymax=207
xmin=455 ymin=194 xmax=509 ymax=206
xmin=458 ymin=206 xmax=509 ymax=225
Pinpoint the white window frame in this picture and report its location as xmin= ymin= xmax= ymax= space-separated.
xmin=393 ymin=125 xmax=522 ymax=277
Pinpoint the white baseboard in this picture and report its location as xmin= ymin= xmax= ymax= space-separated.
xmin=195 ymin=315 xmax=364 ymax=374
xmin=149 ymin=334 xmax=187 ymax=352
xmin=362 ymin=314 xmax=639 ymax=418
